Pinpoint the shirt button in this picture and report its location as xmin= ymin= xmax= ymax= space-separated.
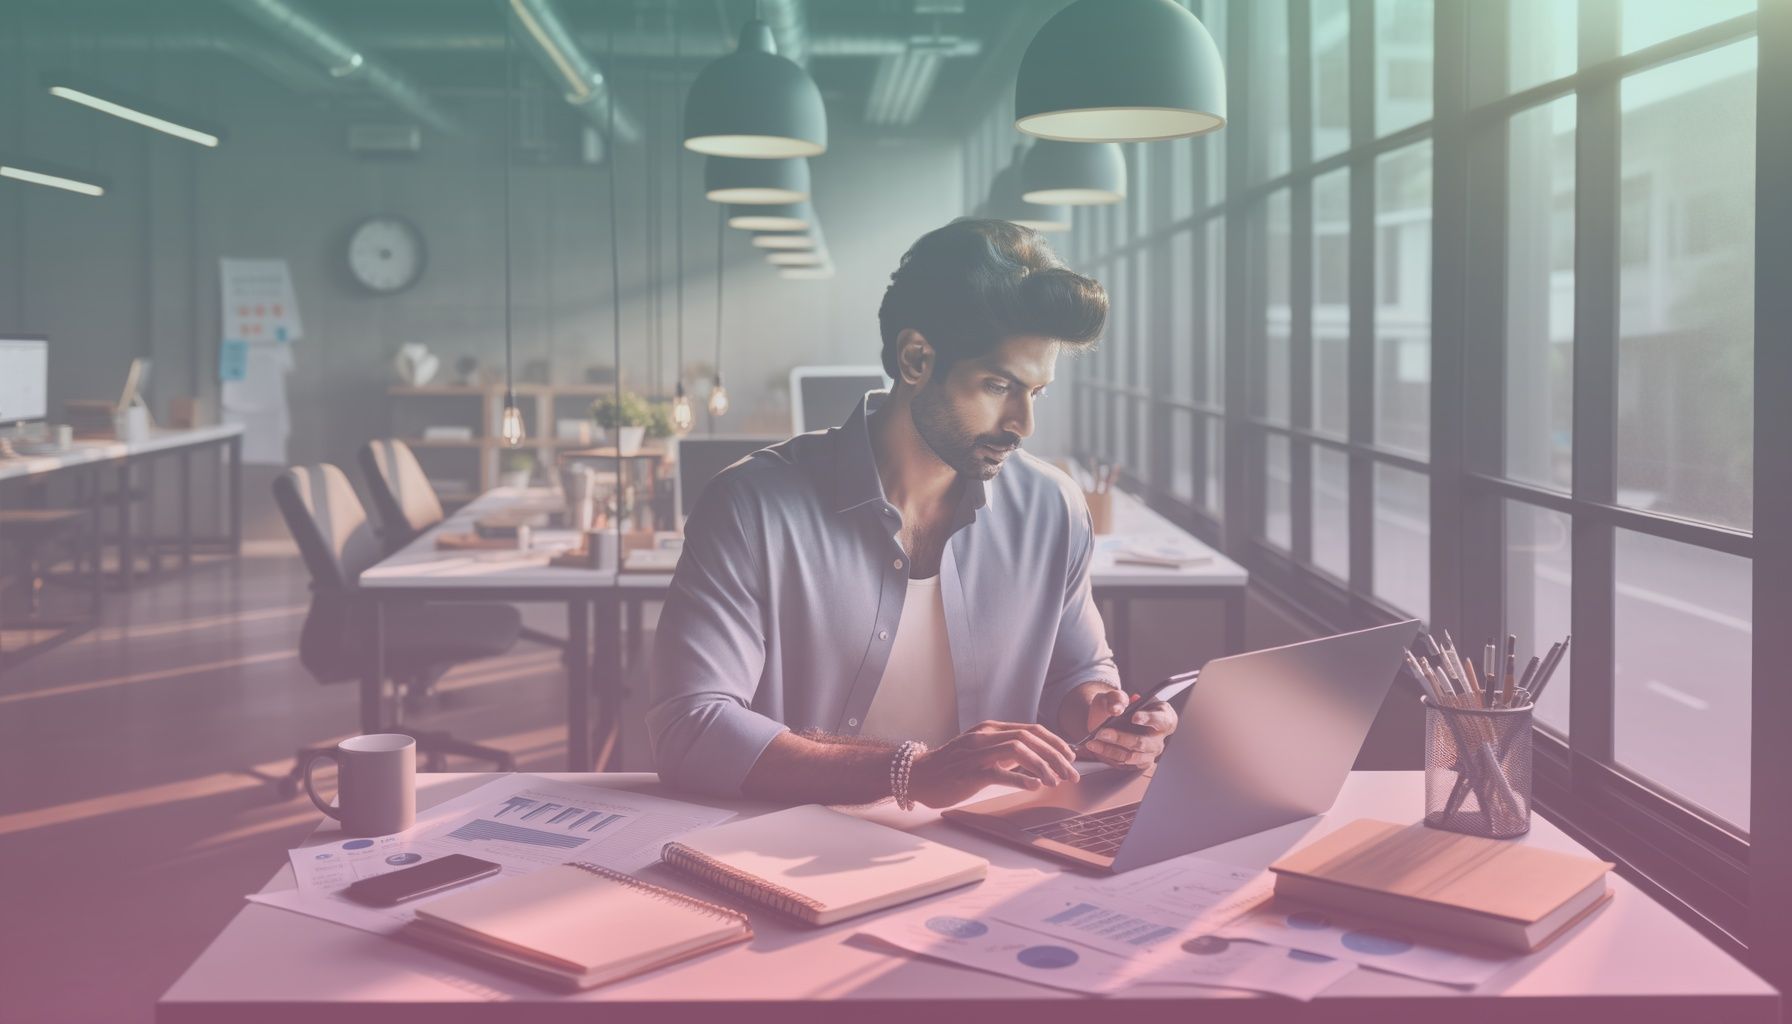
xmin=878 ymin=630 xmax=889 ymax=640
xmin=893 ymin=558 xmax=904 ymax=570
xmin=848 ymin=718 xmax=859 ymax=728
xmin=883 ymin=508 xmax=896 ymax=517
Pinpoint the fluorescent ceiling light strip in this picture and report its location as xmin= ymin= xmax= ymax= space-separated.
xmin=507 ymin=0 xmax=591 ymax=102
xmin=0 ymin=165 xmax=104 ymax=196
xmin=48 ymin=86 xmax=220 ymax=147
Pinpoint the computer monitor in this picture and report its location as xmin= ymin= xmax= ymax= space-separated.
xmin=789 ymin=365 xmax=887 ymax=435
xmin=0 ymin=337 xmax=49 ymax=427
xmin=676 ymin=436 xmax=782 ymax=524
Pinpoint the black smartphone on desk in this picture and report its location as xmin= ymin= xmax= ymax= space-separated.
xmin=342 ymin=854 xmax=501 ymax=907
xmin=1073 ymin=669 xmax=1200 ymax=748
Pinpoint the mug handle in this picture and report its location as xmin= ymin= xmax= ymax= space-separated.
xmin=303 ymin=751 xmax=343 ymax=821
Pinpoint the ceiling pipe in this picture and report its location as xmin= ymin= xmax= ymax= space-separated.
xmin=218 ymin=0 xmax=463 ymax=135
xmin=23 ymin=29 xmax=335 ymax=96
xmin=505 ymin=0 xmax=641 ymax=144
xmin=344 ymin=28 xmax=980 ymax=60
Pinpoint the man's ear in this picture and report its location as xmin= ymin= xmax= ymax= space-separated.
xmin=897 ymin=329 xmax=935 ymax=387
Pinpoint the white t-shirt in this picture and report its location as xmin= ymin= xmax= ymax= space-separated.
xmin=858 ymin=575 xmax=959 ymax=747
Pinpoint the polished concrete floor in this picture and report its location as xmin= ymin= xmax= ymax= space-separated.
xmin=0 ymin=547 xmax=635 ymax=1023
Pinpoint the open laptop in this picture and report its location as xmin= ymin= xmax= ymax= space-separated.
xmin=943 ymin=619 xmax=1420 ymax=873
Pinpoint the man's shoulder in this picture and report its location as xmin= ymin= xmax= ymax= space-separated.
xmin=701 ymin=432 xmax=829 ymax=511
xmin=995 ymin=450 xmax=1088 ymax=523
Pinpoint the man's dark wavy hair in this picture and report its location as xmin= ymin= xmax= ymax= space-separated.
xmin=877 ymin=218 xmax=1107 ymax=379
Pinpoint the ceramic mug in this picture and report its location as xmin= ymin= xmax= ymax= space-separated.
xmin=303 ymin=733 xmax=416 ymax=837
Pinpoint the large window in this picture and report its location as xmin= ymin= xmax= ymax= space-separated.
xmin=1041 ymin=0 xmax=1775 ymax=958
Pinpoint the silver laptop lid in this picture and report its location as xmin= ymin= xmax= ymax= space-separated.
xmin=1110 ymin=619 xmax=1419 ymax=873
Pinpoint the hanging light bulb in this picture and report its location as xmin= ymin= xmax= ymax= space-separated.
xmin=672 ymin=381 xmax=696 ymax=435
xmin=707 ymin=374 xmax=730 ymax=417
xmin=500 ymin=393 xmax=526 ymax=446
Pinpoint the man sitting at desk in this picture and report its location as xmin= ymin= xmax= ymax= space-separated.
xmin=648 ymin=219 xmax=1178 ymax=807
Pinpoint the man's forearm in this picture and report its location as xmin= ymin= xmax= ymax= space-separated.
xmin=740 ymin=730 xmax=900 ymax=805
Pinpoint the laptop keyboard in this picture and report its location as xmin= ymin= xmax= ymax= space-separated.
xmin=1022 ymin=803 xmax=1141 ymax=856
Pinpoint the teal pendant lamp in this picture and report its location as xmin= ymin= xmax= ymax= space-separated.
xmin=684 ymin=19 xmax=827 ymax=158
xmin=727 ymin=200 xmax=812 ymax=232
xmin=1015 ymin=0 xmax=1226 ymax=143
xmin=704 ymin=155 xmax=809 ymax=204
xmin=751 ymin=229 xmax=817 ymax=250
xmin=1022 ymin=140 xmax=1127 ymax=205
xmin=987 ymin=148 xmax=1070 ymax=233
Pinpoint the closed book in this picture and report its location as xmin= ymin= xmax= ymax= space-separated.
xmin=1269 ymin=819 xmax=1613 ymax=953
xmin=402 ymin=861 xmax=751 ymax=990
xmin=661 ymin=804 xmax=988 ymax=927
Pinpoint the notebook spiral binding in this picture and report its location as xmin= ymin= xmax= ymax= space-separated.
xmin=564 ymin=861 xmax=752 ymax=929
xmin=659 ymin=843 xmax=827 ymax=920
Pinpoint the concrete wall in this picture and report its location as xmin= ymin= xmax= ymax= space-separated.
xmin=0 ymin=40 xmax=966 ymax=537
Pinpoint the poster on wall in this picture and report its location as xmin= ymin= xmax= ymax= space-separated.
xmin=219 ymin=258 xmax=301 ymax=465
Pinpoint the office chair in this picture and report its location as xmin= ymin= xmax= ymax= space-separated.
xmin=358 ymin=438 xmax=565 ymax=653
xmin=358 ymin=438 xmax=444 ymax=552
xmin=272 ymin=463 xmax=518 ymax=797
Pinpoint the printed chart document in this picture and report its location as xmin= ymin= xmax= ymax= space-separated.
xmin=251 ymin=775 xmax=735 ymax=935
xmin=858 ymin=860 xmax=1354 ymax=1000
xmin=1215 ymin=895 xmax=1520 ymax=987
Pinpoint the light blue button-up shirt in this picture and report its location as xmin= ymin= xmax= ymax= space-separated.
xmin=647 ymin=391 xmax=1120 ymax=796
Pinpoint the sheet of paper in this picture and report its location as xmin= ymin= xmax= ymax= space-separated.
xmin=253 ymin=775 xmax=736 ymax=936
xmin=857 ymin=863 xmax=1354 ymax=1001
xmin=1214 ymin=895 xmax=1519 ymax=988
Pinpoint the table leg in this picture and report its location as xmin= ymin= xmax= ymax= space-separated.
xmin=1224 ymin=588 xmax=1247 ymax=654
xmin=179 ymin=449 xmax=193 ymax=569
xmin=116 ymin=462 xmax=133 ymax=587
xmin=566 ymin=600 xmax=591 ymax=771
xmin=227 ymin=436 xmax=242 ymax=555
xmin=593 ymin=596 xmax=623 ymax=771
xmin=361 ymin=602 xmax=386 ymax=732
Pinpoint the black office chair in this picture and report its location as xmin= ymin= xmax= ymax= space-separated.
xmin=357 ymin=438 xmax=444 ymax=553
xmin=272 ymin=463 xmax=519 ymax=797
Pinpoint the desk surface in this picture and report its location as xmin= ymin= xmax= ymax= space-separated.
xmin=0 ymin=424 xmax=243 ymax=482
xmin=158 ymin=771 xmax=1775 ymax=1023
xmin=359 ymin=485 xmax=1248 ymax=592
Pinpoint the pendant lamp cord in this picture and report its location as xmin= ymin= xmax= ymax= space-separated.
xmin=714 ymin=203 xmax=725 ymax=386
xmin=673 ymin=4 xmax=684 ymax=390
xmin=502 ymin=23 xmax=514 ymax=403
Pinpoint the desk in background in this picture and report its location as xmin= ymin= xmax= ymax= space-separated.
xmin=157 ymin=770 xmax=1778 ymax=1023
xmin=357 ymin=485 xmax=1246 ymax=771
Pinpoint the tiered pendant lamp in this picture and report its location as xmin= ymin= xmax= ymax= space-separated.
xmin=1022 ymin=140 xmax=1127 ymax=205
xmin=987 ymin=149 xmax=1070 ymax=233
xmin=751 ymin=229 xmax=817 ymax=250
xmin=726 ymin=200 xmax=812 ymax=232
xmin=1014 ymin=0 xmax=1226 ymax=143
xmin=704 ymin=155 xmax=810 ymax=204
xmin=684 ymin=19 xmax=827 ymax=158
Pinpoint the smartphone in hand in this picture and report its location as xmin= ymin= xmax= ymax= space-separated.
xmin=1073 ymin=670 xmax=1199 ymax=748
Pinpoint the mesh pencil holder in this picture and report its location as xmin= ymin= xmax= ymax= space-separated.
xmin=1422 ymin=695 xmax=1534 ymax=839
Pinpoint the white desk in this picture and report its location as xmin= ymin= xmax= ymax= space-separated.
xmin=358 ymin=487 xmax=1247 ymax=771
xmin=158 ymin=770 xmax=1778 ymax=1023
xmin=0 ymin=424 xmax=244 ymax=579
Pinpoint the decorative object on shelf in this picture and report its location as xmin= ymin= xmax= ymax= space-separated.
xmin=499 ymin=450 xmax=535 ymax=490
xmin=393 ymin=343 xmax=439 ymax=387
xmin=1022 ymin=140 xmax=1128 ymax=205
xmin=422 ymin=425 xmax=475 ymax=442
xmin=591 ymin=392 xmax=653 ymax=455
xmin=522 ymin=358 xmax=551 ymax=384
xmin=683 ymin=18 xmax=827 ymax=159
xmin=454 ymin=355 xmax=480 ymax=386
xmin=347 ymin=216 xmax=427 ymax=293
xmin=557 ymin=418 xmax=593 ymax=445
xmin=1014 ymin=0 xmax=1227 ymax=144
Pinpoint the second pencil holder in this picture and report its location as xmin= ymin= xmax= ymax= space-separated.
xmin=1422 ymin=696 xmax=1533 ymax=839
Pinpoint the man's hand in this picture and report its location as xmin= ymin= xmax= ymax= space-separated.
xmin=1074 ymin=684 xmax=1178 ymax=769
xmin=908 ymin=720 xmax=1081 ymax=809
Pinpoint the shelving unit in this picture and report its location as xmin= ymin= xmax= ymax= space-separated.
xmin=386 ymin=382 xmax=613 ymax=492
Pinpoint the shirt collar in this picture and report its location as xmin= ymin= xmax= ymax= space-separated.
xmin=832 ymin=389 xmax=989 ymax=520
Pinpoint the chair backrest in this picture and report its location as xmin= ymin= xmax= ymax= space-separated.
xmin=273 ymin=464 xmax=384 ymax=592
xmin=358 ymin=439 xmax=444 ymax=550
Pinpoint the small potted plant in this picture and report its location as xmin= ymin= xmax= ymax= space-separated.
xmin=591 ymin=392 xmax=652 ymax=455
xmin=499 ymin=450 xmax=535 ymax=489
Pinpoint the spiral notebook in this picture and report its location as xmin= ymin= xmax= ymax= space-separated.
xmin=660 ymin=804 xmax=988 ymax=926
xmin=402 ymin=862 xmax=752 ymax=990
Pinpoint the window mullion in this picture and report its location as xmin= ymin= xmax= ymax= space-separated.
xmin=1347 ymin=0 xmax=1376 ymax=595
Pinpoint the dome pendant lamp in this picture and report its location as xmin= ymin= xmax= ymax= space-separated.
xmin=1014 ymin=0 xmax=1227 ymax=143
xmin=1022 ymin=140 xmax=1127 ymax=205
xmin=684 ymin=19 xmax=827 ymax=159
xmin=987 ymin=147 xmax=1071 ymax=233
xmin=704 ymin=155 xmax=810 ymax=204
xmin=726 ymin=200 xmax=812 ymax=232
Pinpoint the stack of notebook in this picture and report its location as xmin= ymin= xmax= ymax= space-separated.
xmin=403 ymin=862 xmax=752 ymax=990
xmin=1269 ymin=819 xmax=1614 ymax=953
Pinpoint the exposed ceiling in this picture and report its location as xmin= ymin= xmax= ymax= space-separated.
xmin=11 ymin=0 xmax=1045 ymax=146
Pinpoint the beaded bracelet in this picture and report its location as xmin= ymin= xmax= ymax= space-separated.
xmin=890 ymin=740 xmax=927 ymax=811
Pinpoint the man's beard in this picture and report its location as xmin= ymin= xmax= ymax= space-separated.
xmin=911 ymin=382 xmax=1022 ymax=481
